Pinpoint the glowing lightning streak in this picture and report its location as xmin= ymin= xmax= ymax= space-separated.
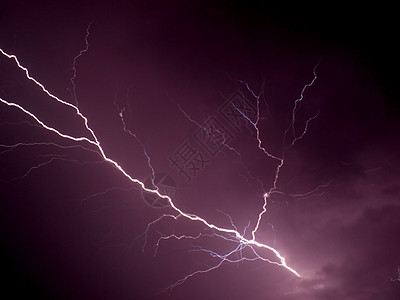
xmin=113 ymin=87 xmax=156 ymax=183
xmin=0 ymin=141 xmax=100 ymax=156
xmin=235 ymin=63 xmax=320 ymax=243
xmin=0 ymin=48 xmax=98 ymax=143
xmin=0 ymin=141 xmax=102 ymax=182
xmin=0 ymin=98 xmax=96 ymax=146
xmin=1 ymin=153 xmax=105 ymax=184
xmin=155 ymin=64 xmax=321 ymax=286
xmin=154 ymin=231 xmax=239 ymax=257
xmin=284 ymin=60 xmax=320 ymax=147
xmin=162 ymin=243 xmax=246 ymax=293
xmin=0 ymin=48 xmax=301 ymax=279
xmin=229 ymin=86 xmax=284 ymax=242
xmin=69 ymin=22 xmax=92 ymax=106
xmin=0 ymin=155 xmax=65 ymax=183
xmin=291 ymin=109 xmax=320 ymax=146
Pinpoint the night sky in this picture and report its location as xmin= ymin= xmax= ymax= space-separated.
xmin=0 ymin=1 xmax=399 ymax=299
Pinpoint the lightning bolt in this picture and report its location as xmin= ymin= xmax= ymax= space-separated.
xmin=283 ymin=60 xmax=320 ymax=149
xmin=113 ymin=85 xmax=156 ymax=183
xmin=142 ymin=62 xmax=321 ymax=291
xmin=226 ymin=71 xmax=320 ymax=245
xmin=0 ymin=43 xmax=323 ymax=292
xmin=69 ymin=22 xmax=92 ymax=106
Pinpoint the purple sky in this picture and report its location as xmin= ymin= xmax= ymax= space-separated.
xmin=0 ymin=1 xmax=399 ymax=299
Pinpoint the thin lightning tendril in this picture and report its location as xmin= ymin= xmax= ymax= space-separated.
xmin=113 ymin=86 xmax=156 ymax=183
xmin=283 ymin=60 xmax=320 ymax=149
xmin=69 ymin=22 xmax=92 ymax=106
xmin=0 ymin=141 xmax=100 ymax=156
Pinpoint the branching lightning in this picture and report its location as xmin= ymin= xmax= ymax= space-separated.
xmin=229 ymin=73 xmax=321 ymax=243
xmin=0 ymin=39 xmax=322 ymax=293
xmin=140 ymin=61 xmax=322 ymax=291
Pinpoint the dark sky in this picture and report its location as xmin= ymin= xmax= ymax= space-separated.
xmin=0 ymin=1 xmax=399 ymax=299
